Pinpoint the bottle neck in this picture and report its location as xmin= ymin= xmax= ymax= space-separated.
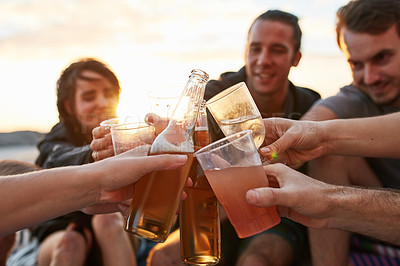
xmin=150 ymin=70 xmax=209 ymax=154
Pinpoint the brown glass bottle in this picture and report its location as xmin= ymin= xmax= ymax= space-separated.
xmin=180 ymin=101 xmax=221 ymax=265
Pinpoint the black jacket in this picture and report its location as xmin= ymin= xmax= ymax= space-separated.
xmin=35 ymin=122 xmax=93 ymax=168
xmin=205 ymin=67 xmax=321 ymax=142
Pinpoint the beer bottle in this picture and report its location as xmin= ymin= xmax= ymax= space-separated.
xmin=124 ymin=69 xmax=209 ymax=242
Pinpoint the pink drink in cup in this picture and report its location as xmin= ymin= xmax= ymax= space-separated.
xmin=194 ymin=130 xmax=280 ymax=238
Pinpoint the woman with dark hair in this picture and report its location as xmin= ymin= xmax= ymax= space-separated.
xmin=36 ymin=58 xmax=120 ymax=168
xmin=32 ymin=58 xmax=137 ymax=266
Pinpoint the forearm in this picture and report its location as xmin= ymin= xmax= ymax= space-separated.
xmin=327 ymin=185 xmax=400 ymax=244
xmin=0 ymin=166 xmax=97 ymax=236
xmin=321 ymin=113 xmax=400 ymax=158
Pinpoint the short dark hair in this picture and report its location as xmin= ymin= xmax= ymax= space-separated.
xmin=248 ymin=10 xmax=302 ymax=52
xmin=56 ymin=58 xmax=121 ymax=136
xmin=336 ymin=0 xmax=400 ymax=49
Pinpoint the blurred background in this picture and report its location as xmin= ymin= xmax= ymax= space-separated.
xmin=0 ymin=0 xmax=352 ymax=162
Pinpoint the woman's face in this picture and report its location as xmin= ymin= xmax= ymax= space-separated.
xmin=66 ymin=70 xmax=119 ymax=138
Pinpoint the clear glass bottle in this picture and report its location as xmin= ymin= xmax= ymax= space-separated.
xmin=124 ymin=69 xmax=209 ymax=242
xmin=180 ymin=100 xmax=221 ymax=265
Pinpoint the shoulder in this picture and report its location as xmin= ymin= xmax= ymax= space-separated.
xmin=289 ymin=83 xmax=321 ymax=116
xmin=40 ymin=122 xmax=69 ymax=142
xmin=292 ymin=85 xmax=321 ymax=102
xmin=205 ymin=67 xmax=246 ymax=101
xmin=315 ymin=84 xmax=379 ymax=118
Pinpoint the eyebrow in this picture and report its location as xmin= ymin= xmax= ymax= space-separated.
xmin=77 ymin=74 xmax=102 ymax=82
xmin=348 ymin=48 xmax=394 ymax=64
xmin=249 ymin=41 xmax=288 ymax=50
xmin=77 ymin=88 xmax=97 ymax=96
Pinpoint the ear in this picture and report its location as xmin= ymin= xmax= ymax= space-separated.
xmin=64 ymin=99 xmax=73 ymax=115
xmin=292 ymin=51 xmax=302 ymax=67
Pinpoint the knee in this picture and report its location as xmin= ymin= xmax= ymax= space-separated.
xmin=58 ymin=230 xmax=87 ymax=252
xmin=237 ymin=252 xmax=269 ymax=266
xmin=92 ymin=213 xmax=124 ymax=235
xmin=38 ymin=230 xmax=87 ymax=266
xmin=237 ymin=234 xmax=294 ymax=266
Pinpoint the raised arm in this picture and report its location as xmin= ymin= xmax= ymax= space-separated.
xmin=0 ymin=152 xmax=187 ymax=236
xmin=246 ymin=164 xmax=400 ymax=245
xmin=261 ymin=112 xmax=400 ymax=164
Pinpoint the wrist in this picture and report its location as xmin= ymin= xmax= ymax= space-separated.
xmin=71 ymin=164 xmax=101 ymax=208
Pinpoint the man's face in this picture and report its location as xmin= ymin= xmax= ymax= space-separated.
xmin=341 ymin=25 xmax=400 ymax=106
xmin=245 ymin=19 xmax=301 ymax=95
xmin=68 ymin=70 xmax=119 ymax=135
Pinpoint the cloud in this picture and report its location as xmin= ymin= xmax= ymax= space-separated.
xmin=0 ymin=0 xmax=267 ymax=61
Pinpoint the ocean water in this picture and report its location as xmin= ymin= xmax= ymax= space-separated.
xmin=0 ymin=145 xmax=39 ymax=164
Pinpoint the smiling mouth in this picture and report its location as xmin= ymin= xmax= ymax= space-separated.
xmin=254 ymin=72 xmax=274 ymax=80
xmin=369 ymin=82 xmax=390 ymax=95
xmin=259 ymin=73 xmax=271 ymax=78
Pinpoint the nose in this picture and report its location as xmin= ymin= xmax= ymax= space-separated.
xmin=256 ymin=49 xmax=272 ymax=66
xmin=363 ymin=64 xmax=380 ymax=85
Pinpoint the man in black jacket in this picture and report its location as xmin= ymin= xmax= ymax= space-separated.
xmin=205 ymin=10 xmax=320 ymax=266
xmin=204 ymin=10 xmax=320 ymax=266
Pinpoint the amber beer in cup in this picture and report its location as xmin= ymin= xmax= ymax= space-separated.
xmin=195 ymin=130 xmax=280 ymax=238
xmin=110 ymin=122 xmax=156 ymax=155
xmin=125 ymin=152 xmax=194 ymax=242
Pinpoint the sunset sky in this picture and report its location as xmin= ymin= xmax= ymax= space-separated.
xmin=0 ymin=0 xmax=352 ymax=133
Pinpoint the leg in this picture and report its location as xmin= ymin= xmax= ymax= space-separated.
xmin=146 ymin=229 xmax=181 ymax=266
xmin=308 ymin=156 xmax=380 ymax=266
xmin=235 ymin=217 xmax=307 ymax=266
xmin=0 ymin=233 xmax=16 ymax=266
xmin=92 ymin=213 xmax=136 ymax=266
xmin=236 ymin=234 xmax=293 ymax=266
xmin=37 ymin=225 xmax=90 ymax=266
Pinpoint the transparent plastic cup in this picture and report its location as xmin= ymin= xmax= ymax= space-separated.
xmin=147 ymin=90 xmax=180 ymax=135
xmin=194 ymin=130 xmax=280 ymax=238
xmin=110 ymin=122 xmax=155 ymax=156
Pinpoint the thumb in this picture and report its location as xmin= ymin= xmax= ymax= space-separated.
xmin=261 ymin=133 xmax=294 ymax=160
xmin=134 ymin=154 xmax=189 ymax=174
xmin=246 ymin=164 xmax=287 ymax=207
xmin=246 ymin=187 xmax=281 ymax=207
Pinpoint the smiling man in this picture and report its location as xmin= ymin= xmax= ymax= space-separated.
xmin=302 ymin=0 xmax=400 ymax=265
xmin=205 ymin=10 xmax=321 ymax=266
xmin=201 ymin=10 xmax=321 ymax=266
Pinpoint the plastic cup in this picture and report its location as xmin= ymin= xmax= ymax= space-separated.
xmin=194 ymin=130 xmax=280 ymax=238
xmin=147 ymin=90 xmax=180 ymax=135
xmin=100 ymin=116 xmax=141 ymax=128
xmin=110 ymin=122 xmax=155 ymax=156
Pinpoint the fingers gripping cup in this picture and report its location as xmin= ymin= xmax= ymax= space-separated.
xmin=194 ymin=130 xmax=280 ymax=238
